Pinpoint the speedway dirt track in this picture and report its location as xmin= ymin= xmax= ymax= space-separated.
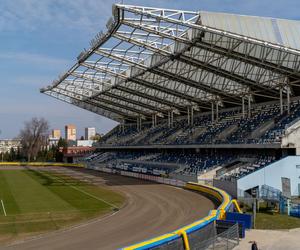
xmin=1 ymin=167 xmax=215 ymax=250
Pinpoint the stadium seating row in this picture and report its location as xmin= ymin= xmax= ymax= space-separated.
xmin=98 ymin=99 xmax=300 ymax=146
xmin=85 ymin=150 xmax=277 ymax=179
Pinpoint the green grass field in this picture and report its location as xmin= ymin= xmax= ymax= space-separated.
xmin=0 ymin=169 xmax=125 ymax=244
xmin=255 ymin=212 xmax=300 ymax=229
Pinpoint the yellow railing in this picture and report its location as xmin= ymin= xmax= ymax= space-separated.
xmin=123 ymin=182 xmax=241 ymax=250
xmin=0 ymin=162 xmax=85 ymax=168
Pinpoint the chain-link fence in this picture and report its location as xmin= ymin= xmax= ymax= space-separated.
xmin=188 ymin=222 xmax=216 ymax=249
xmin=152 ymin=237 xmax=185 ymax=250
xmin=152 ymin=222 xmax=239 ymax=250
xmin=191 ymin=223 xmax=239 ymax=250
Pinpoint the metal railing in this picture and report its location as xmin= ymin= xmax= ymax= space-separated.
xmin=192 ymin=223 xmax=239 ymax=250
xmin=151 ymin=223 xmax=239 ymax=250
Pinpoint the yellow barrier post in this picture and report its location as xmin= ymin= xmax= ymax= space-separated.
xmin=231 ymin=199 xmax=242 ymax=213
xmin=177 ymin=230 xmax=190 ymax=250
xmin=218 ymin=209 xmax=226 ymax=220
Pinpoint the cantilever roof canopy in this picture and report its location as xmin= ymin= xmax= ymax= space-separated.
xmin=41 ymin=4 xmax=300 ymax=122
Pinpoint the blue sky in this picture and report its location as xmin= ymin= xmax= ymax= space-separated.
xmin=0 ymin=0 xmax=299 ymax=139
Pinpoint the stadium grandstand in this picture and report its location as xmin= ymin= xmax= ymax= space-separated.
xmin=41 ymin=4 xmax=300 ymax=196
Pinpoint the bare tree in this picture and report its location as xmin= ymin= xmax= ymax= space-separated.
xmin=19 ymin=117 xmax=49 ymax=161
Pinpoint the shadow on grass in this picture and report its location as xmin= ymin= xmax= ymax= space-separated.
xmin=25 ymin=168 xmax=89 ymax=187
xmin=65 ymin=167 xmax=160 ymax=187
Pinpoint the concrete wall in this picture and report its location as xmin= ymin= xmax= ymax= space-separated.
xmin=282 ymin=119 xmax=300 ymax=155
xmin=237 ymin=156 xmax=300 ymax=197
xmin=169 ymin=172 xmax=198 ymax=182
xmin=213 ymin=178 xmax=237 ymax=198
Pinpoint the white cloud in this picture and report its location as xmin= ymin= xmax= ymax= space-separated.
xmin=1 ymin=0 xmax=299 ymax=32
xmin=1 ymin=0 xmax=298 ymax=35
xmin=0 ymin=0 xmax=113 ymax=34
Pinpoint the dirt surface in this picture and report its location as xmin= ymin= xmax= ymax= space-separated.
xmin=0 ymin=167 xmax=215 ymax=250
xmin=234 ymin=228 xmax=300 ymax=250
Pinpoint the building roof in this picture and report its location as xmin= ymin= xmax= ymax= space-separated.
xmin=41 ymin=4 xmax=300 ymax=123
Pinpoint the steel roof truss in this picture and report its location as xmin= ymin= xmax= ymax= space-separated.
xmin=43 ymin=90 xmax=123 ymax=121
xmin=96 ymin=44 xmax=242 ymax=103
xmin=55 ymin=83 xmax=154 ymax=117
xmin=48 ymin=88 xmax=139 ymax=120
xmin=115 ymin=29 xmax=279 ymax=96
xmin=81 ymin=60 xmax=203 ymax=106
xmin=103 ymin=91 xmax=167 ymax=115
xmin=117 ymin=4 xmax=300 ymax=70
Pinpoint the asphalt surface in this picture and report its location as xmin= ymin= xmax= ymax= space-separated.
xmin=0 ymin=167 xmax=215 ymax=250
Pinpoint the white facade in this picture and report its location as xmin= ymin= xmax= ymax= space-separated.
xmin=238 ymin=156 xmax=300 ymax=197
xmin=85 ymin=127 xmax=96 ymax=140
xmin=0 ymin=139 xmax=21 ymax=153
xmin=281 ymin=119 xmax=300 ymax=155
xmin=48 ymin=137 xmax=60 ymax=147
xmin=76 ymin=140 xmax=95 ymax=147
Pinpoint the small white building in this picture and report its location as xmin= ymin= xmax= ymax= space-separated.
xmin=76 ymin=140 xmax=95 ymax=147
xmin=238 ymin=156 xmax=300 ymax=197
xmin=0 ymin=139 xmax=21 ymax=153
xmin=48 ymin=137 xmax=60 ymax=147
xmin=85 ymin=127 xmax=96 ymax=140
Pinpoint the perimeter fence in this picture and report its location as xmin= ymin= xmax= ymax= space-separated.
xmin=151 ymin=222 xmax=239 ymax=250
xmin=192 ymin=223 xmax=239 ymax=250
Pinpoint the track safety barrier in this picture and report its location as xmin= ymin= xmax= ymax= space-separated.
xmin=122 ymin=182 xmax=241 ymax=250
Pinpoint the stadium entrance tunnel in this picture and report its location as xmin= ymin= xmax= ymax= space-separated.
xmin=122 ymin=182 xmax=243 ymax=250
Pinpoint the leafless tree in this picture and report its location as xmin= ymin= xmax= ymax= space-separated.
xmin=19 ymin=117 xmax=49 ymax=161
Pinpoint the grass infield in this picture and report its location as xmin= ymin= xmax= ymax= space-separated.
xmin=255 ymin=212 xmax=300 ymax=229
xmin=0 ymin=169 xmax=125 ymax=244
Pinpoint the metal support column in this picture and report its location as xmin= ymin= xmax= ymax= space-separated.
xmin=171 ymin=110 xmax=174 ymax=128
xmin=168 ymin=111 xmax=171 ymax=128
xmin=287 ymin=85 xmax=290 ymax=115
xmin=211 ymin=102 xmax=215 ymax=123
xmin=187 ymin=107 xmax=190 ymax=126
xmin=242 ymin=97 xmax=245 ymax=118
xmin=152 ymin=114 xmax=157 ymax=128
xmin=122 ymin=119 xmax=125 ymax=133
xmin=191 ymin=106 xmax=194 ymax=126
xmin=152 ymin=114 xmax=155 ymax=128
xmin=280 ymin=87 xmax=283 ymax=115
xmin=248 ymin=95 xmax=251 ymax=118
xmin=216 ymin=102 xmax=219 ymax=122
